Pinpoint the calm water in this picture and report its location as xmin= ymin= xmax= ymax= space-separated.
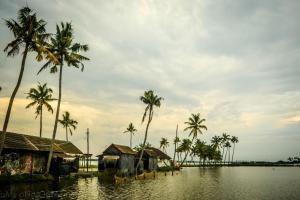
xmin=1 ymin=167 xmax=300 ymax=200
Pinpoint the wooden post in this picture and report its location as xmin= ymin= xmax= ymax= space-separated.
xmin=87 ymin=128 xmax=89 ymax=172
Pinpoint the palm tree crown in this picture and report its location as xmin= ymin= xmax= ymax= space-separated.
xmin=26 ymin=83 xmax=55 ymax=117
xmin=160 ymin=138 xmax=169 ymax=152
xmin=26 ymin=83 xmax=56 ymax=137
xmin=184 ymin=113 xmax=207 ymax=140
xmin=58 ymin=111 xmax=78 ymax=141
xmin=124 ymin=122 xmax=137 ymax=148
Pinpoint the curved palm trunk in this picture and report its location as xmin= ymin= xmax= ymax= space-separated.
xmin=231 ymin=143 xmax=235 ymax=163
xmin=40 ymin=107 xmax=43 ymax=137
xmin=179 ymin=138 xmax=194 ymax=167
xmin=135 ymin=108 xmax=153 ymax=176
xmin=0 ymin=45 xmax=28 ymax=156
xmin=46 ymin=62 xmax=63 ymax=174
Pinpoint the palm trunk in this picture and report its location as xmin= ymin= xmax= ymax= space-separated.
xmin=224 ymin=148 xmax=227 ymax=165
xmin=40 ymin=107 xmax=43 ymax=137
xmin=46 ymin=62 xmax=63 ymax=174
xmin=231 ymin=143 xmax=235 ymax=163
xmin=179 ymin=137 xmax=194 ymax=167
xmin=172 ymin=124 xmax=178 ymax=175
xmin=0 ymin=45 xmax=29 ymax=156
xmin=130 ymin=132 xmax=132 ymax=148
xmin=135 ymin=108 xmax=153 ymax=176
xmin=228 ymin=147 xmax=231 ymax=164
xmin=66 ymin=127 xmax=68 ymax=141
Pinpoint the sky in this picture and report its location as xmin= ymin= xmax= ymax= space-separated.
xmin=0 ymin=0 xmax=299 ymax=161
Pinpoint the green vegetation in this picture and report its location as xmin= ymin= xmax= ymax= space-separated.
xmin=0 ymin=6 xmax=51 ymax=156
xmin=37 ymin=21 xmax=89 ymax=175
xmin=58 ymin=111 xmax=78 ymax=142
xmin=160 ymin=138 xmax=169 ymax=153
xmin=26 ymin=83 xmax=56 ymax=137
xmin=123 ymin=122 xmax=137 ymax=148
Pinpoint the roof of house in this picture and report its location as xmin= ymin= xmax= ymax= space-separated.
xmin=103 ymin=144 xmax=136 ymax=155
xmin=139 ymin=148 xmax=157 ymax=158
xmin=1 ymin=132 xmax=83 ymax=155
xmin=147 ymin=147 xmax=171 ymax=160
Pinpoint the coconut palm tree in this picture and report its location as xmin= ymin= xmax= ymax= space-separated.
xmin=0 ymin=6 xmax=51 ymax=156
xmin=123 ymin=123 xmax=137 ymax=148
xmin=221 ymin=133 xmax=230 ymax=163
xmin=211 ymin=135 xmax=222 ymax=151
xmin=173 ymin=124 xmax=180 ymax=166
xmin=231 ymin=136 xmax=239 ymax=162
xmin=184 ymin=113 xmax=207 ymax=142
xmin=160 ymin=138 xmax=169 ymax=153
xmin=136 ymin=90 xmax=163 ymax=175
xmin=58 ymin=111 xmax=78 ymax=142
xmin=38 ymin=22 xmax=89 ymax=174
xmin=134 ymin=142 xmax=152 ymax=152
xmin=224 ymin=141 xmax=231 ymax=164
xmin=25 ymin=83 xmax=56 ymax=137
xmin=178 ymin=139 xmax=192 ymax=166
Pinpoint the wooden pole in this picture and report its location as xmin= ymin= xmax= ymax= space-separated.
xmin=87 ymin=128 xmax=89 ymax=172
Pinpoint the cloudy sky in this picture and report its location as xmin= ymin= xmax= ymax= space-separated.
xmin=0 ymin=0 xmax=299 ymax=161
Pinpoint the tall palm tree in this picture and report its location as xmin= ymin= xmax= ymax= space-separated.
xmin=173 ymin=124 xmax=180 ymax=166
xmin=221 ymin=133 xmax=230 ymax=163
xmin=160 ymin=138 xmax=169 ymax=153
xmin=0 ymin=6 xmax=51 ymax=156
xmin=180 ymin=113 xmax=207 ymax=166
xmin=38 ymin=22 xmax=89 ymax=174
xmin=135 ymin=90 xmax=163 ymax=175
xmin=231 ymin=136 xmax=239 ymax=162
xmin=123 ymin=122 xmax=137 ymax=148
xmin=58 ymin=111 xmax=78 ymax=142
xmin=224 ymin=141 xmax=231 ymax=164
xmin=26 ymin=83 xmax=56 ymax=137
xmin=211 ymin=135 xmax=222 ymax=151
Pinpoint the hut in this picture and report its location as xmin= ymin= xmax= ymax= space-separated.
xmin=146 ymin=147 xmax=171 ymax=167
xmin=0 ymin=132 xmax=83 ymax=176
xmin=138 ymin=149 xmax=158 ymax=171
xmin=98 ymin=144 xmax=136 ymax=176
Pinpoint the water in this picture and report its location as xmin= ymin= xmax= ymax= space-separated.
xmin=1 ymin=167 xmax=299 ymax=200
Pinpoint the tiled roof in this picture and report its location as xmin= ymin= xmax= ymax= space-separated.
xmin=1 ymin=132 xmax=83 ymax=155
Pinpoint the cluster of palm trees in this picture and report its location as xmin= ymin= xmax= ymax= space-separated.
xmin=0 ymin=6 xmax=89 ymax=175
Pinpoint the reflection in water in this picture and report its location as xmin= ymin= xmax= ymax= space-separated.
xmin=0 ymin=167 xmax=300 ymax=199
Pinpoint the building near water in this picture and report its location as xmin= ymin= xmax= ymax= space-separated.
xmin=138 ymin=147 xmax=171 ymax=171
xmin=97 ymin=144 xmax=136 ymax=176
xmin=0 ymin=132 xmax=83 ymax=176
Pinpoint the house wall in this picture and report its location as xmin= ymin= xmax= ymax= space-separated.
xmin=148 ymin=158 xmax=158 ymax=171
xmin=0 ymin=151 xmax=47 ymax=175
xmin=118 ymin=154 xmax=135 ymax=175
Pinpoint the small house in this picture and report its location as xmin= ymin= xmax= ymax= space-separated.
xmin=0 ymin=132 xmax=83 ymax=176
xmin=138 ymin=148 xmax=158 ymax=171
xmin=98 ymin=144 xmax=136 ymax=176
xmin=146 ymin=147 xmax=171 ymax=167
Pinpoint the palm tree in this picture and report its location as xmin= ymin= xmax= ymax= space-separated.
xmin=58 ymin=111 xmax=78 ymax=142
xmin=178 ymin=139 xmax=192 ymax=166
xmin=173 ymin=124 xmax=180 ymax=166
xmin=135 ymin=90 xmax=163 ymax=175
xmin=160 ymin=138 xmax=169 ymax=153
xmin=123 ymin=123 xmax=137 ymax=148
xmin=184 ymin=113 xmax=207 ymax=142
xmin=211 ymin=135 xmax=222 ymax=151
xmin=0 ymin=6 xmax=51 ymax=156
xmin=231 ymin=136 xmax=239 ymax=163
xmin=38 ymin=22 xmax=89 ymax=174
xmin=221 ymin=133 xmax=230 ymax=163
xmin=224 ymin=141 xmax=231 ymax=164
xmin=180 ymin=113 xmax=207 ymax=166
xmin=25 ymin=83 xmax=56 ymax=137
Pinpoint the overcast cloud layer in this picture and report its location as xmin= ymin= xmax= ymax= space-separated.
xmin=0 ymin=0 xmax=299 ymax=161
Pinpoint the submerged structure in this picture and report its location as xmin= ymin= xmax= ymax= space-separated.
xmin=97 ymin=144 xmax=136 ymax=176
xmin=0 ymin=132 xmax=83 ymax=176
xmin=138 ymin=147 xmax=171 ymax=171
